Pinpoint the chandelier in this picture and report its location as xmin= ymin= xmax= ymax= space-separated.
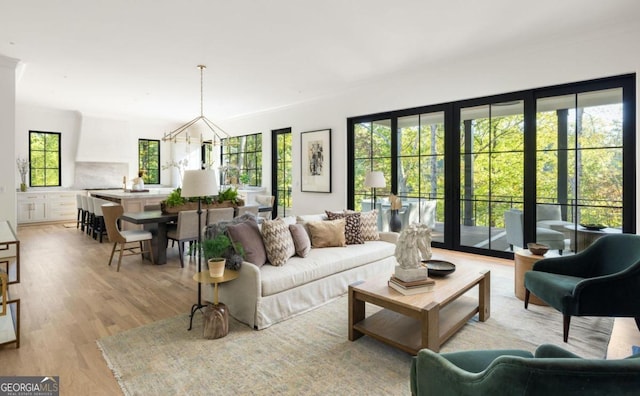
xmin=162 ymin=65 xmax=230 ymax=145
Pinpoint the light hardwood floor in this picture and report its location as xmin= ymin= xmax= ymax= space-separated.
xmin=2 ymin=223 xmax=638 ymax=395
xmin=1 ymin=222 xmax=198 ymax=395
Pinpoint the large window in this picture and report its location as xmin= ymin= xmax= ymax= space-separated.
xmin=459 ymin=100 xmax=525 ymax=251
xmin=536 ymin=88 xmax=625 ymax=252
xmin=220 ymin=133 xmax=262 ymax=186
xmin=29 ymin=131 xmax=61 ymax=187
xmin=272 ymin=128 xmax=292 ymax=217
xmin=138 ymin=139 xmax=160 ymax=184
xmin=348 ymin=75 xmax=635 ymax=258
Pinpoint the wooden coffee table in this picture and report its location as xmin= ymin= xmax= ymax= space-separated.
xmin=348 ymin=266 xmax=490 ymax=354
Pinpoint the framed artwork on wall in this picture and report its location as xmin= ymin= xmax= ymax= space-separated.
xmin=300 ymin=128 xmax=331 ymax=193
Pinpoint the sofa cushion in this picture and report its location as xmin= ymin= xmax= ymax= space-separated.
xmin=289 ymin=223 xmax=311 ymax=257
xmin=325 ymin=210 xmax=364 ymax=245
xmin=307 ymin=218 xmax=347 ymax=248
xmin=261 ymin=218 xmax=296 ymax=266
xmin=227 ymin=217 xmax=267 ymax=267
xmin=259 ymin=240 xmax=396 ymax=296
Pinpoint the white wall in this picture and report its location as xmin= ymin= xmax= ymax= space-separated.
xmin=13 ymin=107 xmax=177 ymax=189
xmin=0 ymin=55 xmax=19 ymax=228
xmin=5 ymin=23 xmax=640 ymax=221
xmin=220 ymin=24 xmax=640 ymax=218
xmin=15 ymin=105 xmax=81 ymax=188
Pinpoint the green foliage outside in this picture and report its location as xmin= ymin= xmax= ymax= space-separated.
xmin=221 ymin=133 xmax=262 ymax=186
xmin=138 ymin=139 xmax=160 ymax=184
xmin=29 ymin=131 xmax=60 ymax=187
xmin=353 ymin=96 xmax=624 ymax=232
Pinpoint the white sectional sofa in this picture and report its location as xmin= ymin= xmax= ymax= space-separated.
xmin=203 ymin=213 xmax=398 ymax=330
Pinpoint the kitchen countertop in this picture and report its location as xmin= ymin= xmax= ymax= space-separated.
xmin=89 ymin=188 xmax=174 ymax=200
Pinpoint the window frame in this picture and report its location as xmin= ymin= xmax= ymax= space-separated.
xmin=220 ymin=133 xmax=262 ymax=186
xmin=138 ymin=138 xmax=161 ymax=184
xmin=348 ymin=74 xmax=635 ymax=259
xmin=29 ymin=130 xmax=61 ymax=187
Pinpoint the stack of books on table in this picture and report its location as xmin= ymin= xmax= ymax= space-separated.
xmin=388 ymin=275 xmax=435 ymax=295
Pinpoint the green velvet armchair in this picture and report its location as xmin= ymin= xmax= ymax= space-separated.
xmin=524 ymin=233 xmax=640 ymax=342
xmin=410 ymin=344 xmax=640 ymax=396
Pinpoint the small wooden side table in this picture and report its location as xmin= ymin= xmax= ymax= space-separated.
xmin=193 ymin=269 xmax=239 ymax=339
xmin=514 ymin=249 xmax=550 ymax=306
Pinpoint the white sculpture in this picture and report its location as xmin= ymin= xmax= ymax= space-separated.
xmin=394 ymin=223 xmax=432 ymax=281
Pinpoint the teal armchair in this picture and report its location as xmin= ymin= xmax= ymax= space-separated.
xmin=524 ymin=234 xmax=640 ymax=342
xmin=410 ymin=344 xmax=640 ymax=396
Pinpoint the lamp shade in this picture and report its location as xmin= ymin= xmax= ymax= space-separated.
xmin=181 ymin=169 xmax=219 ymax=198
xmin=364 ymin=171 xmax=386 ymax=188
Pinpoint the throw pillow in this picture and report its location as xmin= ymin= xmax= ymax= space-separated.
xmin=359 ymin=209 xmax=380 ymax=241
xmin=226 ymin=218 xmax=267 ymax=267
xmin=325 ymin=210 xmax=364 ymax=245
xmin=307 ymin=218 xmax=347 ymax=248
xmin=202 ymin=214 xmax=256 ymax=270
xmin=261 ymin=218 xmax=296 ymax=266
xmin=289 ymin=223 xmax=311 ymax=257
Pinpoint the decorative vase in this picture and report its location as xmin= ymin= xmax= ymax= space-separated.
xmin=207 ymin=258 xmax=225 ymax=278
xmin=389 ymin=209 xmax=402 ymax=232
xmin=20 ymin=183 xmax=26 ymax=192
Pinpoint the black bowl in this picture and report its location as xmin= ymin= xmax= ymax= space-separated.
xmin=422 ymin=260 xmax=456 ymax=277
xmin=580 ymin=223 xmax=606 ymax=231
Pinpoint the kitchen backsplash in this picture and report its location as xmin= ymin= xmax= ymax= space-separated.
xmin=73 ymin=161 xmax=129 ymax=189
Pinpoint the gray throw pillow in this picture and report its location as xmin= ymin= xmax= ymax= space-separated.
xmin=227 ymin=218 xmax=267 ymax=267
xmin=289 ymin=223 xmax=311 ymax=257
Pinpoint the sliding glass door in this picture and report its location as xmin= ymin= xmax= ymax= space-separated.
xmin=459 ymin=100 xmax=524 ymax=252
xmin=536 ymin=88 xmax=624 ymax=252
xmin=347 ymin=74 xmax=635 ymax=259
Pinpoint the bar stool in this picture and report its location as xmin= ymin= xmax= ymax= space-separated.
xmin=85 ymin=196 xmax=95 ymax=236
xmin=76 ymin=194 xmax=84 ymax=229
xmin=91 ymin=197 xmax=110 ymax=242
xmin=80 ymin=195 xmax=90 ymax=232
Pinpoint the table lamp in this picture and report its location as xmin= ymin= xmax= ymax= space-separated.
xmin=181 ymin=169 xmax=218 ymax=330
xmin=364 ymin=171 xmax=386 ymax=208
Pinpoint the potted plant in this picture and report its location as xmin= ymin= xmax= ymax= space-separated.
xmin=16 ymin=157 xmax=29 ymax=192
xmin=217 ymin=187 xmax=241 ymax=205
xmin=200 ymin=233 xmax=244 ymax=277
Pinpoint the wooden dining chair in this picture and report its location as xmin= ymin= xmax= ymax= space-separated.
xmin=102 ymin=204 xmax=154 ymax=271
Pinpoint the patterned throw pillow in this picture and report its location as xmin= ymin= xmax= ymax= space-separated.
xmin=325 ymin=210 xmax=364 ymax=245
xmin=359 ymin=209 xmax=380 ymax=241
xmin=261 ymin=218 xmax=296 ymax=266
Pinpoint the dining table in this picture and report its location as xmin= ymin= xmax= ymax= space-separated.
xmin=119 ymin=210 xmax=178 ymax=265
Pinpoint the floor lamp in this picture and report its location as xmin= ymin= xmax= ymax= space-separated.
xmin=364 ymin=171 xmax=386 ymax=209
xmin=181 ymin=169 xmax=218 ymax=330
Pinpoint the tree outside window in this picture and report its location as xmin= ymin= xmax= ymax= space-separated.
xmin=29 ymin=131 xmax=61 ymax=187
xmin=138 ymin=139 xmax=160 ymax=184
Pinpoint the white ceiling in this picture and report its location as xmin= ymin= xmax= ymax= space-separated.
xmin=0 ymin=0 xmax=636 ymax=123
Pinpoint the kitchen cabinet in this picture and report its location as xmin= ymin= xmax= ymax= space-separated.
xmin=17 ymin=190 xmax=84 ymax=224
